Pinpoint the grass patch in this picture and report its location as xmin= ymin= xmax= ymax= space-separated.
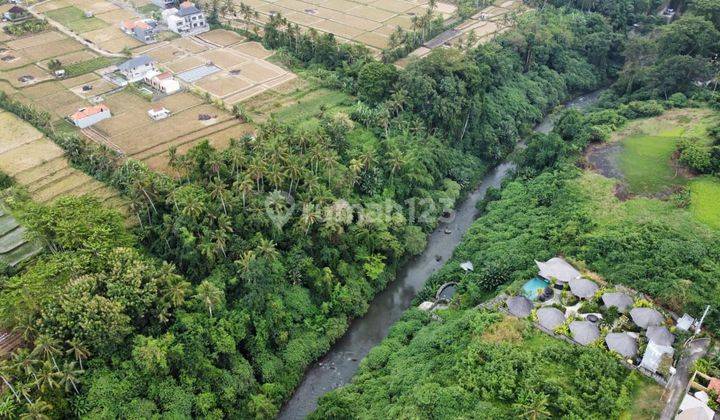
xmin=689 ymin=176 xmax=720 ymax=230
xmin=137 ymin=4 xmax=161 ymax=15
xmin=63 ymin=57 xmax=115 ymax=77
xmin=269 ymin=88 xmax=351 ymax=124
xmin=621 ymin=375 xmax=665 ymax=420
xmin=45 ymin=6 xmax=107 ymax=34
xmin=618 ymin=134 xmax=685 ymax=195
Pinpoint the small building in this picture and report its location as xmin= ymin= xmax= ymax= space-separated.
xmin=602 ymin=292 xmax=634 ymax=313
xmin=568 ymin=278 xmax=599 ymax=299
xmin=148 ymin=106 xmax=171 ymax=120
xmin=120 ymin=19 xmax=157 ymax=43
xmin=676 ymin=392 xmax=715 ymax=420
xmin=537 ymin=307 xmax=565 ymax=330
xmin=164 ymin=1 xmax=209 ymax=36
xmin=630 ymin=307 xmax=665 ymax=329
xmin=569 ymin=320 xmax=600 ymax=345
xmin=640 ymin=341 xmax=674 ymax=374
xmin=506 ymin=296 xmax=532 ymax=318
xmin=53 ymin=69 xmax=66 ymax=78
xmin=605 ymin=332 xmax=638 ymax=359
xmin=536 ymin=257 xmax=581 ymax=284
xmin=70 ymin=104 xmax=111 ymax=128
xmin=677 ymin=313 xmax=695 ymax=332
xmin=144 ymin=69 xmax=181 ymax=94
xmin=118 ymin=55 xmax=156 ymax=82
xmin=3 ymin=6 xmax=30 ymax=23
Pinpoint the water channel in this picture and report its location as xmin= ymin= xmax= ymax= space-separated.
xmin=278 ymin=90 xmax=604 ymax=419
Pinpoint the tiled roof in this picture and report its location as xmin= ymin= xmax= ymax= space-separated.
xmin=71 ymin=104 xmax=109 ymax=121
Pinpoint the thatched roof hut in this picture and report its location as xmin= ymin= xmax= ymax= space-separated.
xmin=605 ymin=332 xmax=638 ymax=358
xmin=506 ymin=296 xmax=533 ymax=318
xmin=568 ymin=278 xmax=599 ymax=299
xmin=569 ymin=320 xmax=600 ymax=345
xmin=601 ymin=292 xmax=633 ymax=313
xmin=630 ymin=307 xmax=664 ymax=329
xmin=537 ymin=307 xmax=565 ymax=330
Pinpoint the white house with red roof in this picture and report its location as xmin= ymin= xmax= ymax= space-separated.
xmin=144 ymin=69 xmax=181 ymax=94
xmin=70 ymin=104 xmax=111 ymax=128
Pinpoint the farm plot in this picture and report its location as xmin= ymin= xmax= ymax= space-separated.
xmin=45 ymin=6 xmax=109 ymax=34
xmin=84 ymin=90 xmax=247 ymax=172
xmin=0 ymin=111 xmax=128 ymax=213
xmin=196 ymin=29 xmax=246 ymax=47
xmin=236 ymin=0 xmax=457 ymax=50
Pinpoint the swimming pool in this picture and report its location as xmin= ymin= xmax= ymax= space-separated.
xmin=523 ymin=277 xmax=550 ymax=300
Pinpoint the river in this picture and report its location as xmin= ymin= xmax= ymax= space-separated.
xmin=278 ymin=90 xmax=604 ymax=419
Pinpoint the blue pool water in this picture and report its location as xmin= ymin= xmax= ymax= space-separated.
xmin=523 ymin=277 xmax=550 ymax=300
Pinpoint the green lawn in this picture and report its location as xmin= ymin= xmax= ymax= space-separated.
xmin=64 ymin=57 xmax=115 ymax=77
xmin=45 ymin=6 xmax=107 ymax=33
xmin=689 ymin=176 xmax=720 ymax=230
xmin=266 ymin=88 xmax=351 ymax=124
xmin=618 ymin=134 xmax=685 ymax=195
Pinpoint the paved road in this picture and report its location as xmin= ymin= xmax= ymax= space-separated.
xmin=660 ymin=338 xmax=711 ymax=420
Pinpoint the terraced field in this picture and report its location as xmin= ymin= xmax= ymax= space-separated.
xmin=0 ymin=203 xmax=42 ymax=268
xmin=0 ymin=110 xmax=129 ymax=214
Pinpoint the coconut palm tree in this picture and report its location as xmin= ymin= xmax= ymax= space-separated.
xmin=195 ymin=281 xmax=223 ymax=317
xmin=30 ymin=336 xmax=60 ymax=372
xmin=55 ymin=362 xmax=82 ymax=395
xmin=208 ymin=178 xmax=228 ymax=215
xmin=64 ymin=340 xmax=89 ymax=371
xmin=19 ymin=399 xmax=52 ymax=420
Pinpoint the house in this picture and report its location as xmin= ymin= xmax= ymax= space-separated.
xmin=630 ymin=307 xmax=665 ymax=329
xmin=152 ymin=0 xmax=177 ymax=8
xmin=3 ymin=6 xmax=30 ymax=23
xmin=605 ymin=332 xmax=638 ymax=359
xmin=144 ymin=69 xmax=181 ymax=94
xmin=602 ymin=292 xmax=634 ymax=313
xmin=537 ymin=307 xmax=565 ymax=330
xmin=569 ymin=320 xmax=600 ymax=345
xmin=164 ymin=1 xmax=209 ymax=36
xmin=506 ymin=296 xmax=532 ymax=318
xmin=118 ymin=55 xmax=156 ymax=82
xmin=676 ymin=392 xmax=716 ymax=420
xmin=120 ymin=19 xmax=157 ymax=43
xmin=148 ymin=106 xmax=171 ymax=120
xmin=69 ymin=104 xmax=111 ymax=128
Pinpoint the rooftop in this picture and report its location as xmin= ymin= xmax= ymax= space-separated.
xmin=568 ymin=278 xmax=598 ymax=299
xmin=605 ymin=332 xmax=638 ymax=358
xmin=646 ymin=325 xmax=675 ymax=346
xmin=70 ymin=104 xmax=109 ymax=121
xmin=639 ymin=341 xmax=673 ymax=373
xmin=630 ymin=307 xmax=664 ymax=329
xmin=506 ymin=296 xmax=532 ymax=318
xmin=536 ymin=257 xmax=581 ymax=284
xmin=569 ymin=320 xmax=599 ymax=345
xmin=601 ymin=292 xmax=633 ymax=313
xmin=118 ymin=55 xmax=154 ymax=71
xmin=537 ymin=307 xmax=565 ymax=330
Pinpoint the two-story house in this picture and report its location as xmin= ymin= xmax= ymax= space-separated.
xmin=164 ymin=1 xmax=209 ymax=36
xmin=120 ymin=19 xmax=158 ymax=44
xmin=117 ymin=55 xmax=156 ymax=83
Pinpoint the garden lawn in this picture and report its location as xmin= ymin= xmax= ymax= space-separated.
xmin=689 ymin=176 xmax=720 ymax=230
xmin=618 ymin=134 xmax=685 ymax=195
xmin=45 ymin=6 xmax=108 ymax=33
xmin=266 ymin=88 xmax=351 ymax=124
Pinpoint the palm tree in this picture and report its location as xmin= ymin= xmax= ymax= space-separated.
xmin=55 ymin=362 xmax=82 ymax=395
xmin=299 ymin=204 xmax=320 ymax=234
xmin=208 ymin=178 xmax=228 ymax=215
xmin=256 ymin=237 xmax=279 ymax=261
xmin=233 ymin=175 xmax=254 ymax=208
xmin=19 ymin=399 xmax=52 ymax=420
xmin=195 ymin=281 xmax=223 ymax=317
xmin=33 ymin=362 xmax=58 ymax=393
xmin=164 ymin=278 xmax=191 ymax=308
xmin=30 ymin=336 xmax=60 ymax=371
xmin=64 ymin=340 xmax=89 ymax=371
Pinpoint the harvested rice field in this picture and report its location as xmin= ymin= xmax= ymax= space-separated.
xmin=80 ymin=90 xmax=251 ymax=172
xmin=196 ymin=29 xmax=246 ymax=47
xmin=0 ymin=111 xmax=129 ymax=214
xmin=234 ymin=0 xmax=457 ymax=50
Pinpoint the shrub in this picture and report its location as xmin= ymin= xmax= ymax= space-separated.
xmin=668 ymin=92 xmax=688 ymax=107
xmin=678 ymin=138 xmax=712 ymax=173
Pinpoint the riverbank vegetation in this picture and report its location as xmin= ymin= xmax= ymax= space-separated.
xmin=312 ymin=310 xmax=664 ymax=419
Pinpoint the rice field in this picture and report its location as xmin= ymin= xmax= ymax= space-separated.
xmin=0 ymin=203 xmax=42 ymax=268
xmin=0 ymin=111 xmax=129 ymax=215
